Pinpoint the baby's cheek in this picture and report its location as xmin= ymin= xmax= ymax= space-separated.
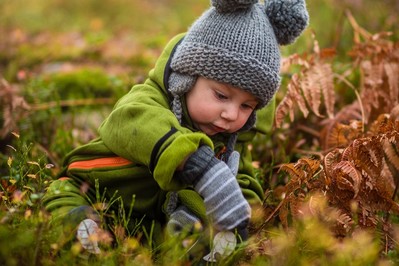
xmin=238 ymin=115 xmax=251 ymax=129
xmin=231 ymin=121 xmax=247 ymax=133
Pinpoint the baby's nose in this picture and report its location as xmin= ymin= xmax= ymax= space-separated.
xmin=221 ymin=105 xmax=239 ymax=121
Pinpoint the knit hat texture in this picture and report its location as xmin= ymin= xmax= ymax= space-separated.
xmin=169 ymin=0 xmax=309 ymax=110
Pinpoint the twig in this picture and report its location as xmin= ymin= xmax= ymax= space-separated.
xmin=291 ymin=148 xmax=324 ymax=160
xmin=30 ymin=98 xmax=115 ymax=111
xmin=345 ymin=9 xmax=372 ymax=42
xmin=296 ymin=124 xmax=320 ymax=138
xmin=256 ymin=198 xmax=286 ymax=236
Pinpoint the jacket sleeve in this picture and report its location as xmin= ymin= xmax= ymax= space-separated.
xmin=98 ymin=83 xmax=213 ymax=191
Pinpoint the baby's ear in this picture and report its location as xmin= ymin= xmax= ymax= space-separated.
xmin=211 ymin=0 xmax=258 ymax=13
xmin=265 ymin=0 xmax=309 ymax=45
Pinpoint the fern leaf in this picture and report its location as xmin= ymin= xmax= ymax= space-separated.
xmin=281 ymin=53 xmax=310 ymax=72
xmin=383 ymin=135 xmax=399 ymax=172
xmin=341 ymin=141 xmax=354 ymax=161
xmin=275 ymin=75 xmax=297 ymax=127
xmin=351 ymin=138 xmax=382 ymax=178
xmin=320 ymin=103 xmax=363 ymax=150
xmin=301 ymin=67 xmax=322 ymax=117
xmin=275 ymin=74 xmax=308 ymax=127
xmin=279 ymin=163 xmax=304 ymax=179
xmin=334 ymin=161 xmax=361 ymax=197
xmin=274 ymin=92 xmax=294 ymax=128
xmin=317 ymin=63 xmax=335 ymax=118
xmin=360 ymin=61 xmax=384 ymax=122
xmin=289 ymin=191 xmax=306 ymax=219
xmin=368 ymin=113 xmax=390 ymax=134
xmin=326 ymin=123 xmax=354 ymax=150
xmin=293 ymin=77 xmax=309 ymax=119
xmin=323 ymin=149 xmax=342 ymax=185
xmin=298 ymin=157 xmax=321 ymax=174
xmin=380 ymin=157 xmax=395 ymax=193
xmin=384 ymin=62 xmax=399 ymax=107
xmin=389 ymin=105 xmax=399 ymax=123
xmin=335 ymin=211 xmax=353 ymax=234
xmin=373 ymin=157 xmax=395 ymax=198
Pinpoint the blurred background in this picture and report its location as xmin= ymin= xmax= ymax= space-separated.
xmin=1 ymin=0 xmax=398 ymax=80
xmin=0 ymin=0 xmax=398 ymax=163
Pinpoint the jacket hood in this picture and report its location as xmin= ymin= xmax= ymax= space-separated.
xmin=146 ymin=33 xmax=186 ymax=99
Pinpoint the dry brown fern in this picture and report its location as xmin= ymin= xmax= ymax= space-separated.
xmin=329 ymin=120 xmax=399 ymax=224
xmin=276 ymin=11 xmax=399 ymax=148
xmin=321 ymin=119 xmax=364 ymax=151
xmin=340 ymin=11 xmax=398 ymax=124
xmin=277 ymin=158 xmax=322 ymax=228
xmin=277 ymin=116 xmax=399 ymax=239
xmin=275 ymin=35 xmax=336 ymax=128
xmin=316 ymin=20 xmax=398 ymax=152
xmin=264 ymin=11 xmax=399 ymax=254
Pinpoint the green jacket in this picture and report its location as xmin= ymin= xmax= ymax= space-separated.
xmin=59 ymin=33 xmax=272 ymax=227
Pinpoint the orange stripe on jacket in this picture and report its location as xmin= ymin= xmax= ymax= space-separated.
xmin=68 ymin=157 xmax=133 ymax=170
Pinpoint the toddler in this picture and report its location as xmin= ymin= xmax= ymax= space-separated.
xmin=43 ymin=0 xmax=308 ymax=261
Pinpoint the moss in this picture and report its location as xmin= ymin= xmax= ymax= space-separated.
xmin=43 ymin=68 xmax=128 ymax=100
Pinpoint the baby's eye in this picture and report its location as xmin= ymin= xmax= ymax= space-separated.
xmin=215 ymin=91 xmax=228 ymax=100
xmin=241 ymin=103 xmax=256 ymax=110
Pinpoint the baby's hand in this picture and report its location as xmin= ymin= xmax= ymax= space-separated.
xmin=166 ymin=205 xmax=203 ymax=236
xmin=181 ymin=146 xmax=251 ymax=231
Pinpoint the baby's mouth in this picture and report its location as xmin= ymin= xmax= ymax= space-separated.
xmin=211 ymin=124 xmax=226 ymax=133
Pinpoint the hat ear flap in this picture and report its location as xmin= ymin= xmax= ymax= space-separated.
xmin=240 ymin=112 xmax=257 ymax=132
xmin=211 ymin=0 xmax=258 ymax=13
xmin=168 ymin=72 xmax=197 ymax=123
xmin=265 ymin=0 xmax=309 ymax=45
xmin=168 ymin=72 xmax=197 ymax=98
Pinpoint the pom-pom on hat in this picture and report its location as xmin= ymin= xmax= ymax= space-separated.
xmin=169 ymin=0 xmax=309 ymax=111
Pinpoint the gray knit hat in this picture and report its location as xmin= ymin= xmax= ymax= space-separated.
xmin=169 ymin=0 xmax=309 ymax=132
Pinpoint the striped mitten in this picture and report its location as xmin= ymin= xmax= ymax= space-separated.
xmin=167 ymin=205 xmax=202 ymax=236
xmin=179 ymin=145 xmax=251 ymax=231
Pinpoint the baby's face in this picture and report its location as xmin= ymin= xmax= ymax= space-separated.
xmin=185 ymin=77 xmax=258 ymax=136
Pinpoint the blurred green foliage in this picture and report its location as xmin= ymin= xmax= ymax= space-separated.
xmin=1 ymin=0 xmax=398 ymax=57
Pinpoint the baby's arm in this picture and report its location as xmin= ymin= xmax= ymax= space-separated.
xmin=98 ymin=83 xmax=213 ymax=191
